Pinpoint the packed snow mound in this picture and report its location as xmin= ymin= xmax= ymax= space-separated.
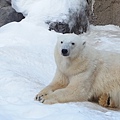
xmin=0 ymin=0 xmax=120 ymax=120
xmin=12 ymin=0 xmax=89 ymax=34
xmin=12 ymin=0 xmax=87 ymax=19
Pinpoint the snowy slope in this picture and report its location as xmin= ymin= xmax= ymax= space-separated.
xmin=0 ymin=0 xmax=120 ymax=120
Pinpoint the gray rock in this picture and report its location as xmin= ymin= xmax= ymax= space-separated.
xmin=0 ymin=0 xmax=24 ymax=27
xmin=6 ymin=0 xmax=11 ymax=5
xmin=89 ymin=0 xmax=120 ymax=26
xmin=49 ymin=22 xmax=70 ymax=34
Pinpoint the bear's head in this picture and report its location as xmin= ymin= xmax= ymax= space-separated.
xmin=56 ymin=34 xmax=86 ymax=59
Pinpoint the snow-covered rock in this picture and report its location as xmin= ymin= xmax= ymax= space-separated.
xmin=12 ymin=0 xmax=89 ymax=34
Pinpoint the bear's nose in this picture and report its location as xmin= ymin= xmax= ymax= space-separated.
xmin=61 ymin=49 xmax=68 ymax=56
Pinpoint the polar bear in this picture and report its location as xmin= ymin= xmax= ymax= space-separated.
xmin=35 ymin=34 xmax=120 ymax=108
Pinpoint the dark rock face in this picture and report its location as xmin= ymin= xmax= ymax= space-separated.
xmin=0 ymin=0 xmax=24 ymax=27
xmin=6 ymin=0 xmax=11 ymax=5
xmin=49 ymin=22 xmax=70 ymax=34
xmin=47 ymin=1 xmax=89 ymax=35
xmin=88 ymin=0 xmax=120 ymax=26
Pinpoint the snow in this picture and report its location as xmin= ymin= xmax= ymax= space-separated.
xmin=0 ymin=0 xmax=120 ymax=120
xmin=12 ymin=0 xmax=87 ymax=29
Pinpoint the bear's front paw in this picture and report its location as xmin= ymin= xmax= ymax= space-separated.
xmin=35 ymin=94 xmax=58 ymax=104
xmin=35 ymin=93 xmax=46 ymax=103
xmin=35 ymin=87 xmax=53 ymax=102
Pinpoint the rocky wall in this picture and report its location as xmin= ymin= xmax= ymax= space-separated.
xmin=89 ymin=0 xmax=120 ymax=26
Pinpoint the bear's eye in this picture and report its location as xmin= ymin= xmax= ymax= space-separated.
xmin=71 ymin=42 xmax=75 ymax=45
xmin=61 ymin=41 xmax=63 ymax=44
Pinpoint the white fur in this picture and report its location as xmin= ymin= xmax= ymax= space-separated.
xmin=36 ymin=34 xmax=120 ymax=108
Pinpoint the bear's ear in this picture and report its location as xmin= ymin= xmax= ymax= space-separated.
xmin=82 ymin=41 xmax=86 ymax=46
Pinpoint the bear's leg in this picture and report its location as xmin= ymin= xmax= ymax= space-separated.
xmin=38 ymin=80 xmax=88 ymax=104
xmin=36 ymin=69 xmax=95 ymax=104
xmin=98 ymin=93 xmax=116 ymax=108
xmin=39 ymin=87 xmax=82 ymax=104
xmin=35 ymin=70 xmax=69 ymax=101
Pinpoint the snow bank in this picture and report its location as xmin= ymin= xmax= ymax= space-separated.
xmin=0 ymin=0 xmax=120 ymax=120
xmin=12 ymin=0 xmax=88 ymax=33
xmin=12 ymin=0 xmax=87 ymax=17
